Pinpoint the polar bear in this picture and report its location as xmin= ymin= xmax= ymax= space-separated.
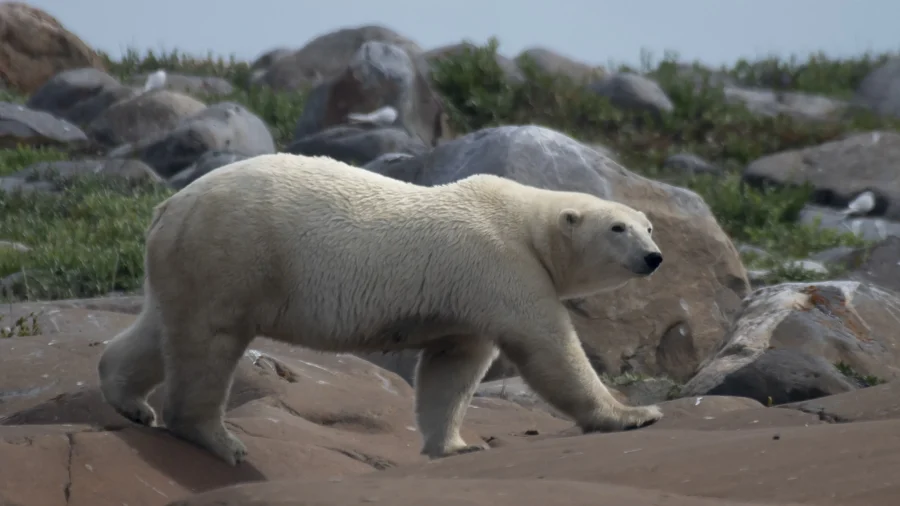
xmin=97 ymin=152 xmax=665 ymax=466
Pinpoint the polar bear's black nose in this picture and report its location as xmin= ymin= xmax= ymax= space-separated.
xmin=643 ymin=252 xmax=663 ymax=271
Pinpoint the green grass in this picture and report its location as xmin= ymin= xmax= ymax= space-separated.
xmin=834 ymin=361 xmax=885 ymax=388
xmin=0 ymin=40 xmax=897 ymax=301
xmin=0 ymin=174 xmax=172 ymax=300
xmin=0 ymin=312 xmax=41 ymax=337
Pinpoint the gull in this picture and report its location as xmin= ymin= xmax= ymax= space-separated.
xmin=347 ymin=105 xmax=398 ymax=127
xmin=143 ymin=69 xmax=167 ymax=92
xmin=838 ymin=190 xmax=876 ymax=218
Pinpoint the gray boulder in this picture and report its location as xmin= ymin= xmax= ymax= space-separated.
xmin=682 ymin=281 xmax=900 ymax=405
xmin=744 ymin=131 xmax=900 ymax=220
xmin=0 ymin=101 xmax=87 ymax=148
xmin=361 ymin=124 xmax=748 ymax=382
xmin=131 ymin=102 xmax=276 ymax=178
xmin=288 ymin=125 xmax=428 ymax=167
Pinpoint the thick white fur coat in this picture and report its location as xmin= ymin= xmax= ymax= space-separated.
xmin=98 ymin=152 xmax=665 ymax=466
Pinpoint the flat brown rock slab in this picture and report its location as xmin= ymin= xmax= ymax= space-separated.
xmin=2 ymin=296 xmax=146 ymax=316
xmin=0 ymin=303 xmax=134 ymax=340
xmin=526 ymin=395 xmax=825 ymax=444
xmin=0 ymin=424 xmax=82 ymax=506
xmin=781 ymin=381 xmax=900 ymax=422
xmin=0 ymin=330 xmax=108 ymax=419
xmin=381 ymin=419 xmax=900 ymax=506
xmin=0 ymin=312 xmax=571 ymax=505
xmin=167 ymin=477 xmax=794 ymax=506
xmin=650 ymin=395 xmax=824 ymax=431
xmin=0 ymin=422 xmax=374 ymax=506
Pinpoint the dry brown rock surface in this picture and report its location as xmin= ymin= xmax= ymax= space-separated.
xmin=1 ymin=299 xmax=899 ymax=506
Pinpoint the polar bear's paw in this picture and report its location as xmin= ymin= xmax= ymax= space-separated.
xmin=165 ymin=418 xmax=248 ymax=466
xmin=619 ymin=404 xmax=664 ymax=431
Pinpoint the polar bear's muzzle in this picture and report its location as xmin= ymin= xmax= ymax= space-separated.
xmin=630 ymin=251 xmax=663 ymax=275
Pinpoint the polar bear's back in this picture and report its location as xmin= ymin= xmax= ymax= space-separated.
xmin=144 ymin=153 xmax=532 ymax=350
xmin=186 ymin=153 xmax=427 ymax=216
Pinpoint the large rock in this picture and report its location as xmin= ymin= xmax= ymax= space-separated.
xmin=166 ymin=477 xmax=770 ymax=506
xmin=376 ymin=417 xmax=900 ymax=506
xmin=251 ymin=48 xmax=291 ymax=69
xmin=588 ymin=72 xmax=674 ymax=117
xmin=168 ymin=150 xmax=251 ymax=189
xmin=362 ymin=152 xmax=424 ymax=181
xmin=126 ymin=72 xmax=235 ymax=98
xmin=167 ymin=389 xmax=900 ymax=506
xmin=130 ymin=101 xmax=276 ymax=178
xmin=782 ymin=380 xmax=900 ymax=423
xmin=5 ymin=158 xmax=161 ymax=186
xmin=261 ymin=25 xmax=422 ymax=91
xmin=292 ymin=41 xmax=450 ymax=151
xmin=744 ymin=131 xmax=900 ymax=219
xmin=798 ymin=204 xmax=900 ymax=242
xmin=516 ymin=47 xmax=603 ymax=83
xmin=723 ymin=86 xmax=847 ymax=121
xmin=25 ymin=67 xmax=126 ymax=125
xmin=0 ymin=101 xmax=88 ymax=148
xmin=0 ymin=3 xmax=105 ymax=94
xmin=288 ymin=125 xmax=429 ymax=167
xmin=5 ymin=303 xmax=900 ymax=506
xmin=854 ymin=57 xmax=900 ymax=119
xmin=86 ymin=89 xmax=208 ymax=147
xmin=60 ymin=83 xmax=138 ymax=127
xmin=0 ymin=301 xmax=570 ymax=506
xmin=661 ymin=152 xmax=721 ymax=176
xmin=362 ymin=125 xmax=749 ymax=381
xmin=849 ymin=236 xmax=900 ymax=294
xmin=682 ymin=281 xmax=900 ymax=404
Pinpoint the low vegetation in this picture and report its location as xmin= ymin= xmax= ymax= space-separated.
xmin=1 ymin=40 xmax=897 ymax=301
xmin=0 ymin=312 xmax=41 ymax=337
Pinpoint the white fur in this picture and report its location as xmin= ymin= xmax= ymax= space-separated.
xmin=97 ymin=152 xmax=665 ymax=465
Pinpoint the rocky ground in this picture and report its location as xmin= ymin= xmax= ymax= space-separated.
xmin=3 ymin=299 xmax=900 ymax=505
xmin=4 ymin=2 xmax=900 ymax=505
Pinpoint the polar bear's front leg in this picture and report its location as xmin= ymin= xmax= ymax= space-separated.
xmin=413 ymin=338 xmax=499 ymax=458
xmin=498 ymin=302 xmax=663 ymax=433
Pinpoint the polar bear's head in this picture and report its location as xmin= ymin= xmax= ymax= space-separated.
xmin=554 ymin=197 xmax=662 ymax=298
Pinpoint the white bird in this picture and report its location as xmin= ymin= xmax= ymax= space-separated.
xmin=347 ymin=105 xmax=398 ymax=127
xmin=839 ymin=191 xmax=876 ymax=218
xmin=143 ymin=69 xmax=168 ymax=92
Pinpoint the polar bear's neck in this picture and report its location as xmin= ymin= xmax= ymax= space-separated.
xmin=455 ymin=177 xmax=569 ymax=294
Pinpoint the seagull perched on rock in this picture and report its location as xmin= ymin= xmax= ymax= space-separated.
xmin=143 ymin=69 xmax=168 ymax=92
xmin=839 ymin=190 xmax=876 ymax=218
xmin=347 ymin=105 xmax=398 ymax=127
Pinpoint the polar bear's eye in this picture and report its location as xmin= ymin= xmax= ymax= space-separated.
xmin=647 ymin=228 xmax=652 ymax=234
xmin=611 ymin=224 xmax=625 ymax=233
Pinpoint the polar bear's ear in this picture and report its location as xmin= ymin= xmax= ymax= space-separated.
xmin=558 ymin=209 xmax=582 ymax=235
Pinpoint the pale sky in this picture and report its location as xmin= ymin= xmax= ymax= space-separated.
xmin=26 ymin=0 xmax=900 ymax=69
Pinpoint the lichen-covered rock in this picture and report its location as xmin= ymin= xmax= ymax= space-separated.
xmin=682 ymin=281 xmax=900 ymax=404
